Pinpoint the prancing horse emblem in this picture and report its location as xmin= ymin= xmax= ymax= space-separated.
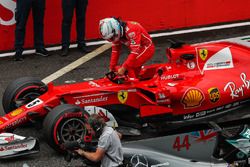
xmin=118 ymin=91 xmax=128 ymax=104
xmin=199 ymin=49 xmax=208 ymax=61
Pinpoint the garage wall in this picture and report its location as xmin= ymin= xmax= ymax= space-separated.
xmin=0 ymin=0 xmax=250 ymax=52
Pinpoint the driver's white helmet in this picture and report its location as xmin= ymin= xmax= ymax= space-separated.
xmin=99 ymin=18 xmax=123 ymax=42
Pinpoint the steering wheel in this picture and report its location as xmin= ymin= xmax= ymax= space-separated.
xmin=105 ymin=71 xmax=127 ymax=84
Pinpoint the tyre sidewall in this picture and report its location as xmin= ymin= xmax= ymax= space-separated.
xmin=2 ymin=77 xmax=47 ymax=113
xmin=43 ymin=104 xmax=88 ymax=152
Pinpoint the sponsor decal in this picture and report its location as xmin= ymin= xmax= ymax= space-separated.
xmin=4 ymin=135 xmax=14 ymax=143
xmin=130 ymin=39 xmax=136 ymax=45
xmin=75 ymin=96 xmax=108 ymax=105
xmin=158 ymin=93 xmax=166 ymax=99
xmin=156 ymin=94 xmax=170 ymax=103
xmin=197 ymin=47 xmax=234 ymax=74
xmin=63 ymin=112 xmax=83 ymax=119
xmin=181 ymin=88 xmax=204 ymax=109
xmin=130 ymin=154 xmax=148 ymax=167
xmin=0 ymin=0 xmax=16 ymax=26
xmin=128 ymin=32 xmax=135 ymax=38
xmin=190 ymin=130 xmax=216 ymax=142
xmin=118 ymin=90 xmax=128 ymax=104
xmin=183 ymin=110 xmax=207 ymax=120
xmin=206 ymin=61 xmax=231 ymax=69
xmin=160 ymin=74 xmax=179 ymax=80
xmin=183 ymin=100 xmax=244 ymax=120
xmin=10 ymin=108 xmax=24 ymax=117
xmin=224 ymin=73 xmax=250 ymax=99
xmin=4 ymin=117 xmax=27 ymax=130
xmin=25 ymin=98 xmax=43 ymax=109
xmin=203 ymin=47 xmax=234 ymax=71
xmin=0 ymin=120 xmax=3 ymax=125
xmin=208 ymin=87 xmax=220 ymax=103
xmin=199 ymin=49 xmax=208 ymax=61
xmin=187 ymin=61 xmax=196 ymax=69
xmin=0 ymin=143 xmax=28 ymax=152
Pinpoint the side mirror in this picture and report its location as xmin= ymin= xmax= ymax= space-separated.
xmin=181 ymin=54 xmax=195 ymax=60
xmin=157 ymin=68 xmax=164 ymax=76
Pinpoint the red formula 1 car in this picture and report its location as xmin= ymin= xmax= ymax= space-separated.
xmin=0 ymin=38 xmax=250 ymax=157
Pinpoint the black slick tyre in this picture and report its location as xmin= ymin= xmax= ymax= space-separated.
xmin=2 ymin=77 xmax=47 ymax=114
xmin=43 ymin=104 xmax=88 ymax=152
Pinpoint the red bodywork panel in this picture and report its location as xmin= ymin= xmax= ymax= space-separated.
xmin=1 ymin=41 xmax=250 ymax=132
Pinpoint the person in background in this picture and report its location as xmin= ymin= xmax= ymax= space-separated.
xmin=99 ymin=17 xmax=155 ymax=78
xmin=75 ymin=114 xmax=123 ymax=167
xmin=61 ymin=0 xmax=90 ymax=56
xmin=14 ymin=0 xmax=49 ymax=61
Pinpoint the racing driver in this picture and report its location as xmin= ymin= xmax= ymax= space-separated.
xmin=99 ymin=17 xmax=155 ymax=78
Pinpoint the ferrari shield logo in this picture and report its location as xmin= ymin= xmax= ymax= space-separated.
xmin=118 ymin=91 xmax=128 ymax=104
xmin=199 ymin=49 xmax=208 ymax=61
xmin=181 ymin=88 xmax=204 ymax=109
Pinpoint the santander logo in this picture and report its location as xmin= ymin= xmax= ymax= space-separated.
xmin=0 ymin=143 xmax=28 ymax=151
xmin=0 ymin=0 xmax=16 ymax=26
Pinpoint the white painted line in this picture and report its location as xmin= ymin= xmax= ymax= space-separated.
xmin=198 ymin=34 xmax=250 ymax=47
xmin=1 ymin=21 xmax=250 ymax=58
xmin=0 ymin=41 xmax=109 ymax=57
xmin=150 ymin=21 xmax=250 ymax=38
xmin=42 ymin=43 xmax=111 ymax=84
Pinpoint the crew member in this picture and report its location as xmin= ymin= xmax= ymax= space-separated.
xmin=75 ymin=114 xmax=123 ymax=167
xmin=14 ymin=0 xmax=49 ymax=61
xmin=61 ymin=0 xmax=90 ymax=56
xmin=99 ymin=17 xmax=155 ymax=78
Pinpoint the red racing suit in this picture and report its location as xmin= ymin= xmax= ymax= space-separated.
xmin=110 ymin=21 xmax=155 ymax=78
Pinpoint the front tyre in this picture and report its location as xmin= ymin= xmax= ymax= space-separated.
xmin=43 ymin=104 xmax=88 ymax=152
xmin=2 ymin=77 xmax=47 ymax=114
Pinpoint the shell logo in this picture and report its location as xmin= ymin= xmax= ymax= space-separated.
xmin=181 ymin=88 xmax=205 ymax=109
xmin=10 ymin=108 xmax=24 ymax=117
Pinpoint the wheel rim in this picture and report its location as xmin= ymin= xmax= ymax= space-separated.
xmin=59 ymin=118 xmax=86 ymax=142
xmin=14 ymin=86 xmax=44 ymax=108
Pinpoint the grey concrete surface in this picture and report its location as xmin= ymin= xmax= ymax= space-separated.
xmin=0 ymin=25 xmax=250 ymax=166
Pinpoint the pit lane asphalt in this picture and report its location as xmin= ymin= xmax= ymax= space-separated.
xmin=0 ymin=26 xmax=250 ymax=167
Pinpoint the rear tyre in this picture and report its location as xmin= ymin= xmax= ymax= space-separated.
xmin=43 ymin=104 xmax=88 ymax=152
xmin=2 ymin=77 xmax=47 ymax=114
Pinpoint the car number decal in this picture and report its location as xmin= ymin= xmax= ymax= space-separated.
xmin=25 ymin=98 xmax=43 ymax=109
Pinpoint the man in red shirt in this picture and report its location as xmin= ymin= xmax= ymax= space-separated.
xmin=99 ymin=18 xmax=155 ymax=78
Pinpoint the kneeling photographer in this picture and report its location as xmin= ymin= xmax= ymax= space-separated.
xmin=75 ymin=114 xmax=124 ymax=167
